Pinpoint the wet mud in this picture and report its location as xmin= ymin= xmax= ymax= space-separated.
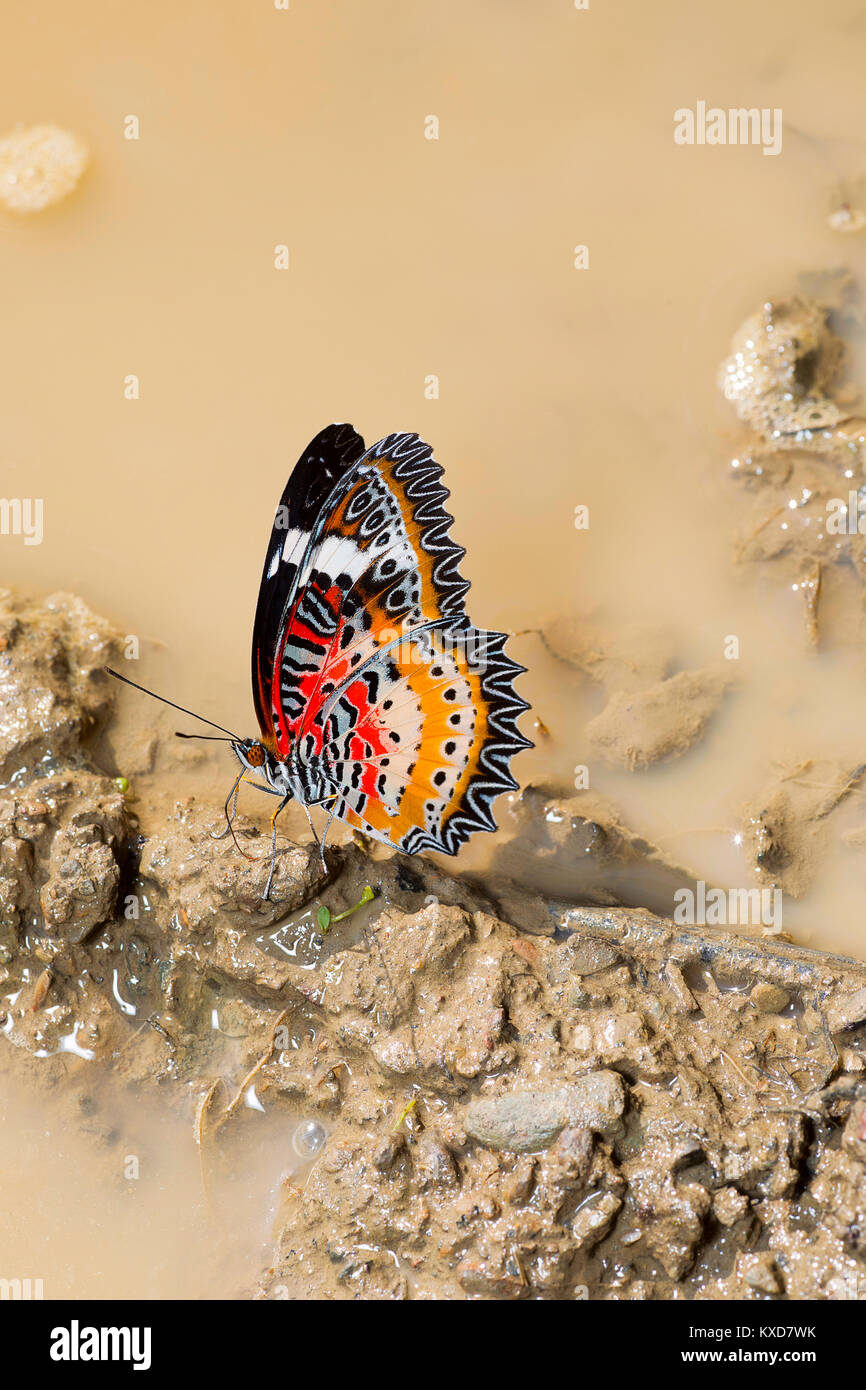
xmin=3 ymin=588 xmax=866 ymax=1301
xmin=719 ymin=280 xmax=866 ymax=646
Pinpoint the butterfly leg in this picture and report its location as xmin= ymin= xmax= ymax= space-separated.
xmin=213 ymin=769 xmax=244 ymax=840
xmin=301 ymin=802 xmax=321 ymax=849
xmin=240 ymin=777 xmax=283 ymax=797
xmin=263 ymin=793 xmax=292 ymax=901
xmin=318 ymin=799 xmax=339 ymax=873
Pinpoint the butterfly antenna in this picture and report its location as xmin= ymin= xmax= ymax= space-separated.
xmin=103 ymin=667 xmax=241 ymax=740
xmin=175 ymin=732 xmax=236 ymax=742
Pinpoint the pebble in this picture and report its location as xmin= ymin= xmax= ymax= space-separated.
xmin=412 ymin=1133 xmax=458 ymax=1186
xmin=571 ymin=1192 xmax=622 ymax=1247
xmin=738 ymin=1252 xmax=783 ymax=1295
xmin=463 ymin=1071 xmax=625 ymax=1152
xmin=842 ymin=1101 xmax=866 ymax=1164
xmin=555 ymin=1127 xmax=594 ymax=1183
xmin=827 ymin=986 xmax=866 ymax=1034
xmin=664 ymin=960 xmax=697 ymax=1013
xmin=749 ymin=982 xmax=789 ymax=1014
xmin=568 ymin=937 xmax=621 ymax=977
xmin=713 ymin=1185 xmax=750 ymax=1227
xmin=500 ymin=1156 xmax=535 ymax=1204
xmin=371 ymin=1132 xmax=403 ymax=1173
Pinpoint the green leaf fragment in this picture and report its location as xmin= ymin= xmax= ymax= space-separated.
xmin=332 ymin=884 xmax=375 ymax=923
xmin=315 ymin=885 xmax=376 ymax=935
xmin=392 ymin=1096 xmax=418 ymax=1133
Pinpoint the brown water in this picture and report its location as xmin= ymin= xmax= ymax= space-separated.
xmin=0 ymin=1060 xmax=320 ymax=1299
xmin=3 ymin=0 xmax=866 ymax=1298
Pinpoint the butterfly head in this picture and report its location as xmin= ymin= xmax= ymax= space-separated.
xmin=232 ymin=736 xmax=282 ymax=786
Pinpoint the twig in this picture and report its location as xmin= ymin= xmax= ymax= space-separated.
xmin=719 ymin=1050 xmax=758 ymax=1091
xmin=212 ymin=1008 xmax=289 ymax=1135
xmin=195 ymin=1078 xmax=228 ymax=1216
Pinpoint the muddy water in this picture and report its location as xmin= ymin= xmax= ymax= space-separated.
xmin=3 ymin=0 xmax=866 ymax=1297
xmin=0 ymin=1062 xmax=319 ymax=1299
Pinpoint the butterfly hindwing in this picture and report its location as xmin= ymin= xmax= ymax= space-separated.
xmin=316 ymin=623 xmax=530 ymax=855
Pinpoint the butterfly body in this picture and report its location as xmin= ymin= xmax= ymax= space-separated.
xmin=240 ymin=424 xmax=531 ymax=877
xmin=231 ymin=736 xmax=336 ymax=807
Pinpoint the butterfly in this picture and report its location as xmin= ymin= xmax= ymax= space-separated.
xmin=109 ymin=424 xmax=531 ymax=898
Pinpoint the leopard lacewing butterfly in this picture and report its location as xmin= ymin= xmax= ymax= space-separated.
xmin=108 ymin=424 xmax=531 ymax=896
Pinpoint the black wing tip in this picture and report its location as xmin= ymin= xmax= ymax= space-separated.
xmin=307 ymin=421 xmax=367 ymax=460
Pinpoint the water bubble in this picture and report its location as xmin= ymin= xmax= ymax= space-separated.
xmin=829 ymin=204 xmax=866 ymax=234
xmin=0 ymin=124 xmax=89 ymax=212
xmin=292 ymin=1120 xmax=326 ymax=1159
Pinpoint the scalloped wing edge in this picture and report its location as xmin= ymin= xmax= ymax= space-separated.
xmin=400 ymin=628 xmax=533 ymax=856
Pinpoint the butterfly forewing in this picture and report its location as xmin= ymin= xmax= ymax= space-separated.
xmin=250 ymin=422 xmax=366 ymax=747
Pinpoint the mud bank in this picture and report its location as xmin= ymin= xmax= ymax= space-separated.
xmin=719 ymin=280 xmax=866 ymax=646
xmin=2 ymin=588 xmax=866 ymax=1300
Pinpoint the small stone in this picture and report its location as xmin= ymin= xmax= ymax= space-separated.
xmin=463 ymin=1071 xmax=625 ymax=1152
xmin=371 ymin=1132 xmax=403 ymax=1173
xmin=571 ymin=1192 xmax=622 ymax=1248
xmin=500 ymin=1156 xmax=536 ymax=1204
xmin=568 ymin=937 xmax=620 ymax=976
xmin=598 ymin=1012 xmax=646 ymax=1052
xmin=412 ymin=1132 xmax=457 ymax=1186
xmin=738 ymin=1251 xmax=783 ymax=1294
xmin=664 ymin=960 xmax=697 ymax=1013
xmin=556 ymin=1126 xmax=594 ymax=1170
xmin=842 ymin=1101 xmax=866 ymax=1163
xmin=750 ymin=982 xmax=789 ymax=1014
xmin=372 ymin=1034 xmax=418 ymax=1076
xmin=827 ymin=987 xmax=866 ymax=1034
xmin=713 ymin=1186 xmax=750 ymax=1227
xmin=1 ymin=837 xmax=32 ymax=875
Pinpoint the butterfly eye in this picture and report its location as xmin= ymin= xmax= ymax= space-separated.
xmin=246 ymin=743 xmax=266 ymax=768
